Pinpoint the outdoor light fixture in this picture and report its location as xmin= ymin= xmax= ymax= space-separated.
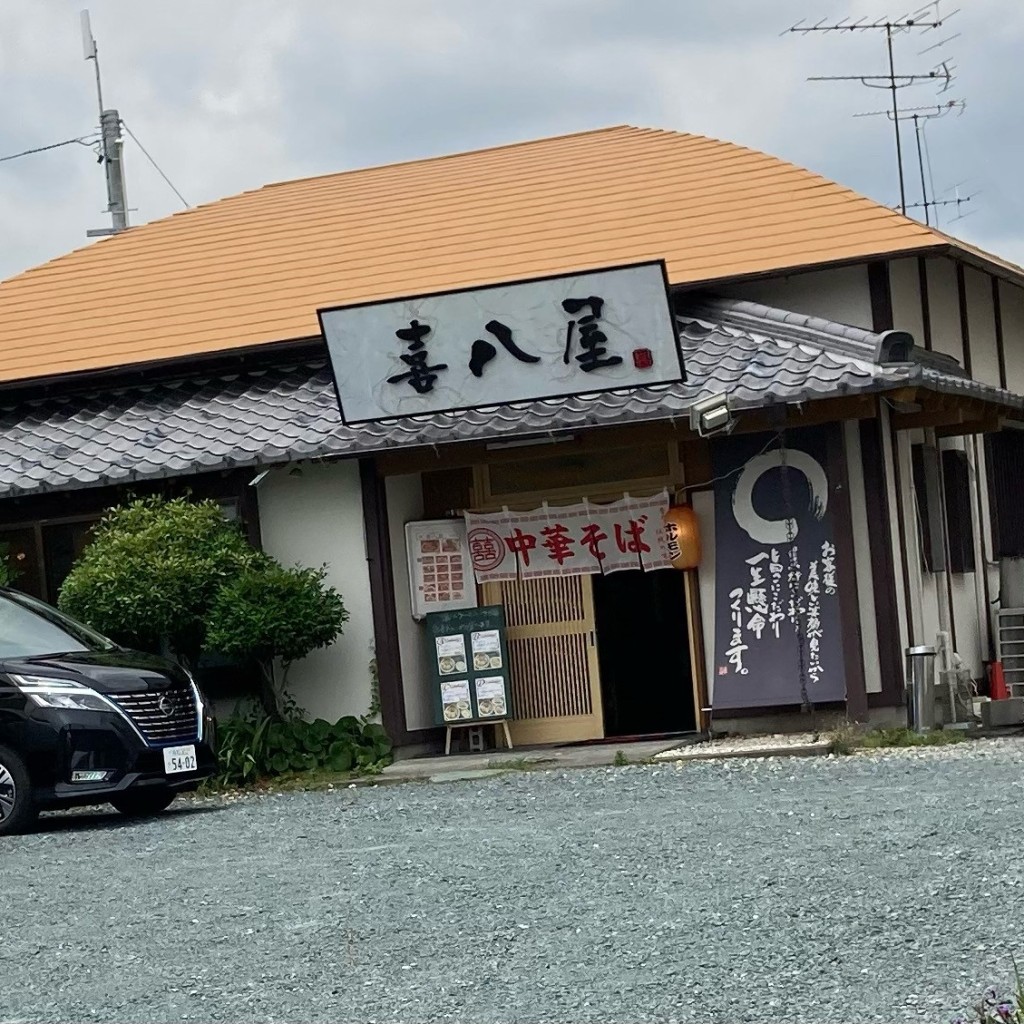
xmin=689 ymin=393 xmax=735 ymax=438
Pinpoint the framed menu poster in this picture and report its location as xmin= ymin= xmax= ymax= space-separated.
xmin=405 ymin=519 xmax=478 ymax=620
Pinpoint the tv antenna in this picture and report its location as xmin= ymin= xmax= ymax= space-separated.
xmin=787 ymin=3 xmax=961 ymax=216
xmin=853 ymin=99 xmax=968 ymax=225
xmin=81 ymin=10 xmax=129 ymax=237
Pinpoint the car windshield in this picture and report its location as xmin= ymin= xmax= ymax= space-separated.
xmin=0 ymin=591 xmax=117 ymax=660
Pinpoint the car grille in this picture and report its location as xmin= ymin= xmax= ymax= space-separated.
xmin=108 ymin=685 xmax=199 ymax=745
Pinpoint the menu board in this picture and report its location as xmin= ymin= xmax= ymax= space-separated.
xmin=405 ymin=520 xmax=478 ymax=620
xmin=426 ymin=606 xmax=512 ymax=728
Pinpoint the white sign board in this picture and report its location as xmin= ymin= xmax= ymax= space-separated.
xmin=405 ymin=519 xmax=478 ymax=620
xmin=319 ymin=261 xmax=682 ymax=424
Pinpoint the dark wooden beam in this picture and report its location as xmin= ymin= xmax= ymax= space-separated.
xmin=868 ymin=261 xmax=894 ymax=333
xmin=827 ymin=424 xmax=868 ymax=721
xmin=935 ymin=416 xmax=1003 ymax=438
xmin=860 ymin=417 xmax=906 ymax=708
xmin=359 ymin=457 xmax=413 ymax=746
xmin=956 ymin=262 xmax=974 ymax=378
xmin=893 ymin=406 xmax=967 ymax=430
xmin=994 ymin=276 xmax=1008 ymax=390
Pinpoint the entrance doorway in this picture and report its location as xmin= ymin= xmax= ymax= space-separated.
xmin=592 ymin=569 xmax=696 ymax=738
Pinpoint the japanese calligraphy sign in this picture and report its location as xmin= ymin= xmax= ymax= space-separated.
xmin=711 ymin=429 xmax=846 ymax=710
xmin=318 ymin=261 xmax=682 ymax=425
xmin=465 ymin=493 xmax=673 ymax=583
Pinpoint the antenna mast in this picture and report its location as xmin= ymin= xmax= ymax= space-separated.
xmin=787 ymin=3 xmax=960 ymax=215
xmin=81 ymin=10 xmax=129 ymax=237
xmin=854 ymin=100 xmax=969 ymax=225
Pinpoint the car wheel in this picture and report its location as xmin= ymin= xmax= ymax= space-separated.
xmin=110 ymin=790 xmax=176 ymax=818
xmin=0 ymin=745 xmax=38 ymax=837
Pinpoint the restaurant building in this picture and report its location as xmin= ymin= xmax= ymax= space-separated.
xmin=0 ymin=126 xmax=1022 ymax=750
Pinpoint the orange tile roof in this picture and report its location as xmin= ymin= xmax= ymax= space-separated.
xmin=0 ymin=125 xmax=1013 ymax=385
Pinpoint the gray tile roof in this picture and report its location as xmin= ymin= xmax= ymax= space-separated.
xmin=0 ymin=297 xmax=1019 ymax=499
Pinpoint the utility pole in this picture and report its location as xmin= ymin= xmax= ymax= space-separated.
xmin=787 ymin=4 xmax=959 ymax=216
xmin=82 ymin=10 xmax=129 ymax=237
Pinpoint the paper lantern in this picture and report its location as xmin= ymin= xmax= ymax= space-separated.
xmin=664 ymin=505 xmax=701 ymax=569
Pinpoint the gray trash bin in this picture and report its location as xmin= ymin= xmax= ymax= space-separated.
xmin=905 ymin=645 xmax=937 ymax=733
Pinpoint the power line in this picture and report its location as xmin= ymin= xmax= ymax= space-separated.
xmin=121 ymin=121 xmax=190 ymax=208
xmin=0 ymin=134 xmax=97 ymax=164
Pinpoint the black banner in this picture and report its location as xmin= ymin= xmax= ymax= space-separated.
xmin=711 ymin=427 xmax=847 ymax=710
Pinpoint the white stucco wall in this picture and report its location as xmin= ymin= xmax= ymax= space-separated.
xmin=925 ymin=258 xmax=964 ymax=363
xmin=1001 ymin=280 xmax=1024 ymax=394
xmin=716 ymin=265 xmax=873 ymax=329
xmin=939 ymin=436 xmax=985 ymax=675
xmin=889 ymin=258 xmax=926 ymax=342
xmin=965 ymin=267 xmax=1002 ymax=387
xmin=844 ymin=421 xmax=882 ymax=694
xmin=257 ymin=461 xmax=376 ymax=721
xmin=384 ymin=474 xmax=435 ymax=733
xmin=897 ymin=429 xmax=940 ymax=648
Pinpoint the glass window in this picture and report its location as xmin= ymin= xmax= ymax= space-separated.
xmin=0 ymin=527 xmax=44 ymax=599
xmin=42 ymin=519 xmax=99 ymax=604
xmin=0 ymin=591 xmax=116 ymax=659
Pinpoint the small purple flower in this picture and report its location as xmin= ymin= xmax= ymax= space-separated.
xmin=951 ymin=1016 xmax=967 ymax=1024
xmin=997 ymin=1003 xmax=1014 ymax=1020
xmin=986 ymin=988 xmax=1000 ymax=1006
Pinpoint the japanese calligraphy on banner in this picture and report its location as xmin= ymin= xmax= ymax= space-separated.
xmin=465 ymin=493 xmax=673 ymax=583
xmin=711 ymin=429 xmax=846 ymax=710
xmin=318 ymin=261 xmax=683 ymax=425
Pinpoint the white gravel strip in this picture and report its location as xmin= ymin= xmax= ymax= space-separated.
xmin=655 ymin=730 xmax=827 ymax=761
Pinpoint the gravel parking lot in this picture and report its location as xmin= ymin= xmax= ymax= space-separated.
xmin=2 ymin=739 xmax=1023 ymax=1024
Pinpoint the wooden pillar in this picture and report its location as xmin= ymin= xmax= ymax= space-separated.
xmin=358 ymin=457 xmax=410 ymax=744
xmin=827 ymin=425 xmax=869 ymax=721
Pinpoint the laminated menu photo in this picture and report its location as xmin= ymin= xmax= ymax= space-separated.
xmin=471 ymin=629 xmax=503 ymax=671
xmin=474 ymin=676 xmax=507 ymax=718
xmin=435 ymin=634 xmax=468 ymax=676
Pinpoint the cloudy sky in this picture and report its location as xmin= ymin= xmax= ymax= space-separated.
xmin=1 ymin=0 xmax=1021 ymax=282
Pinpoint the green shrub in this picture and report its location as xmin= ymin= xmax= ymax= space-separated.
xmin=213 ymin=712 xmax=392 ymax=787
xmin=0 ymin=541 xmax=19 ymax=587
xmin=206 ymin=562 xmax=348 ymax=715
xmin=58 ymin=496 xmax=260 ymax=667
xmin=58 ymin=496 xmax=351 ymax=719
xmin=859 ymin=726 xmax=966 ymax=749
xmin=829 ymin=723 xmax=968 ymax=755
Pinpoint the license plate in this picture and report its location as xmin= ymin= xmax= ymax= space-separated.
xmin=163 ymin=745 xmax=197 ymax=775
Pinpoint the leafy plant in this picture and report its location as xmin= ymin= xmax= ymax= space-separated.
xmin=828 ymin=723 xmax=968 ymax=755
xmin=860 ymin=726 xmax=966 ymax=748
xmin=954 ymin=967 xmax=1024 ymax=1023
xmin=613 ymin=750 xmax=629 ymax=767
xmin=58 ymin=496 xmax=260 ymax=669
xmin=212 ymin=712 xmax=392 ymax=787
xmin=0 ymin=541 xmax=20 ymax=587
xmin=206 ymin=562 xmax=348 ymax=717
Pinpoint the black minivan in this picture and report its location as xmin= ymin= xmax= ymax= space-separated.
xmin=0 ymin=588 xmax=217 ymax=835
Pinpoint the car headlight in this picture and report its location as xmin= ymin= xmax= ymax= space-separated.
xmin=9 ymin=674 xmax=113 ymax=712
